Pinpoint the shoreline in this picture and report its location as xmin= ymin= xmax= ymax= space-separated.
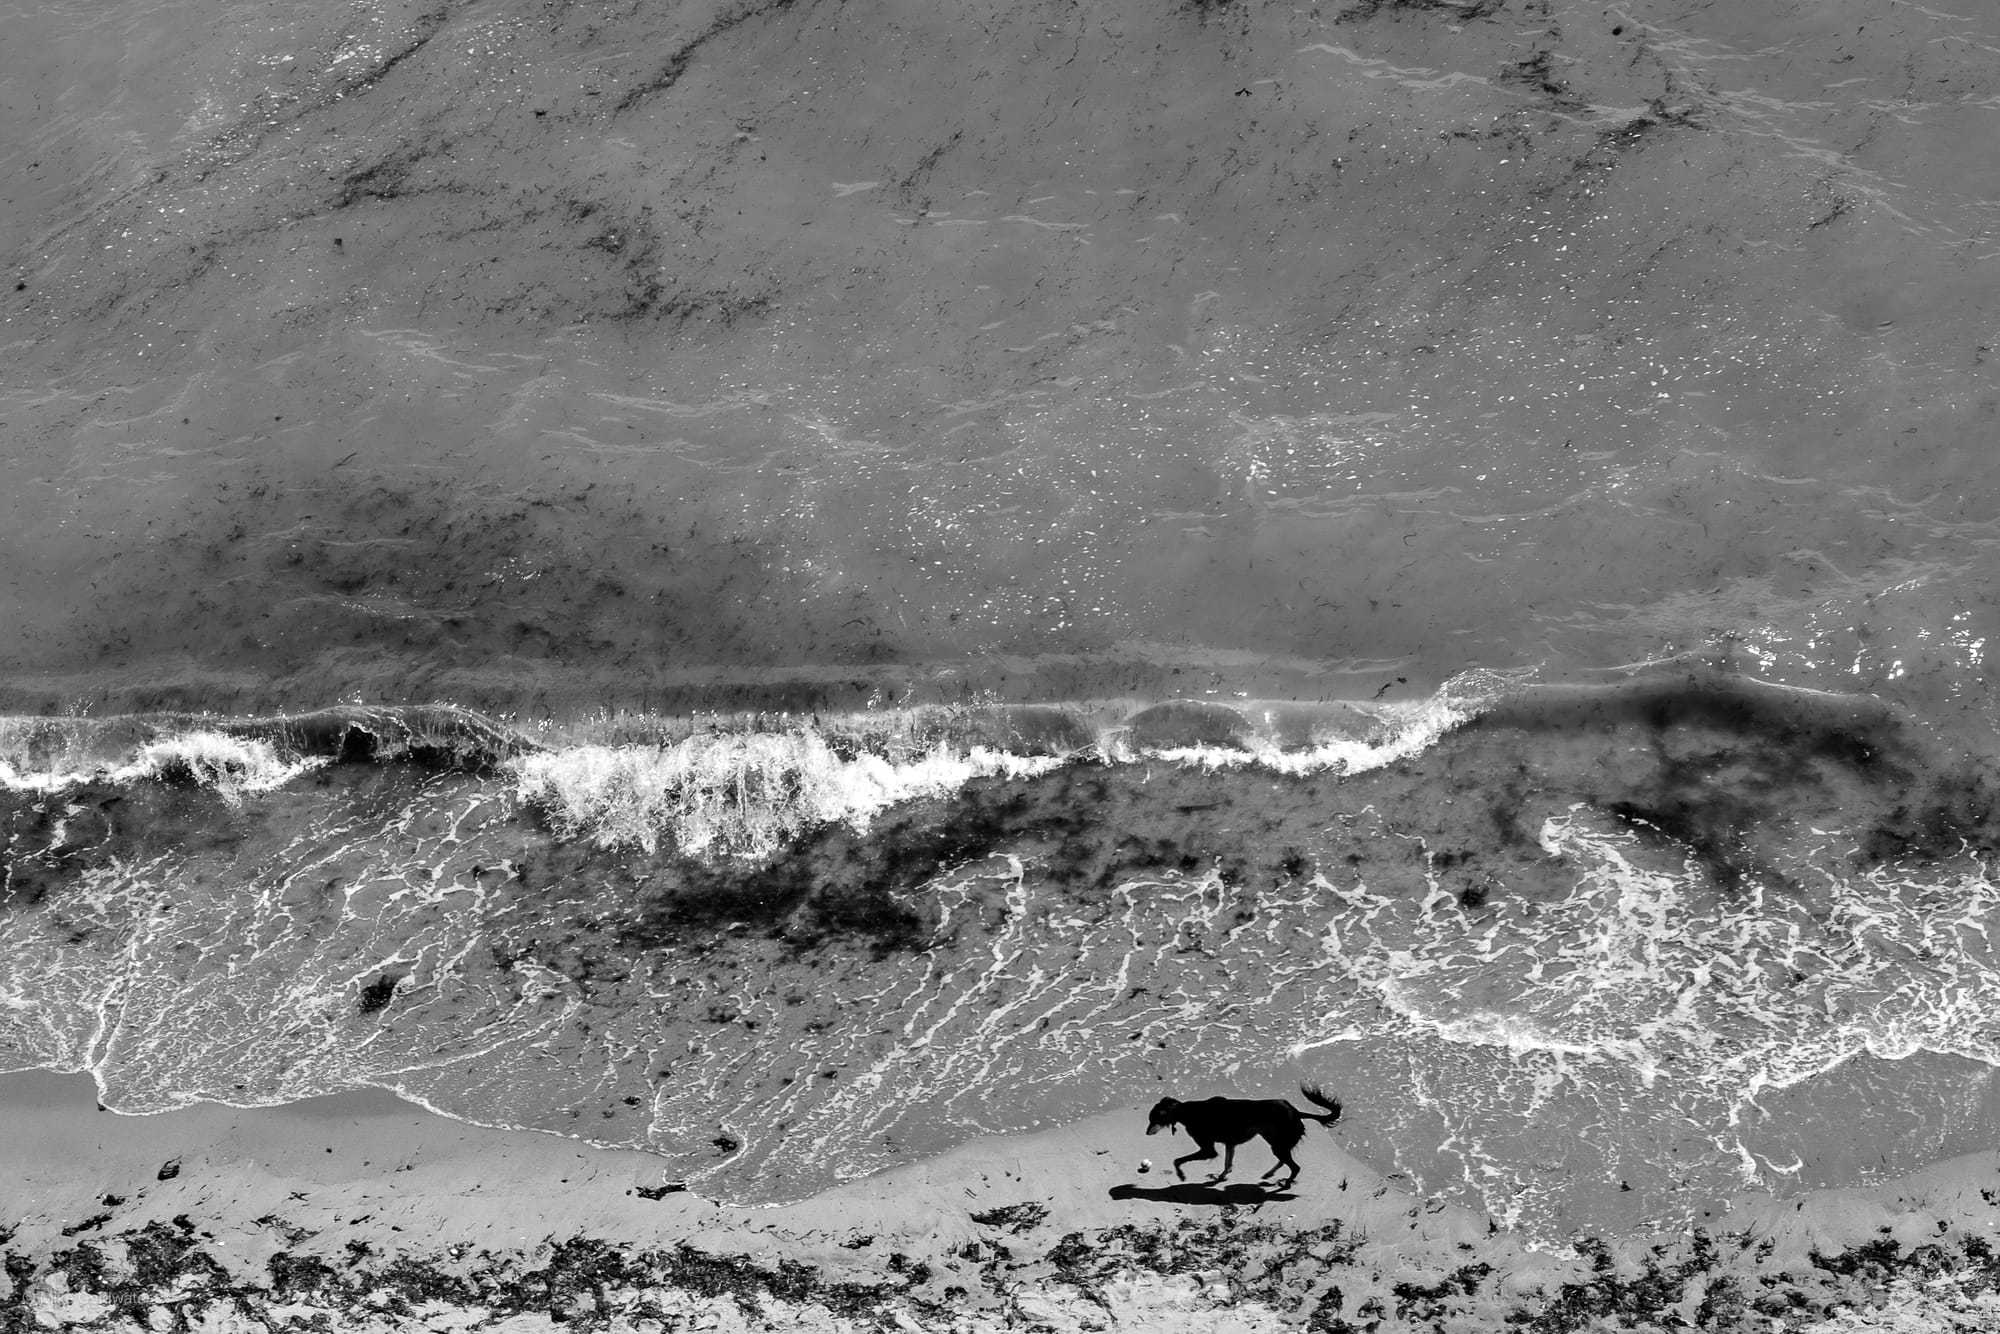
xmin=7 ymin=1071 xmax=2000 ymax=1330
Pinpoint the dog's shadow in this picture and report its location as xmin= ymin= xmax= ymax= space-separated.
xmin=1108 ymin=1180 xmax=1296 ymax=1206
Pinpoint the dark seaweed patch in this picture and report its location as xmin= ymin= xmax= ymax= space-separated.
xmin=896 ymin=130 xmax=963 ymax=199
xmin=331 ymin=149 xmax=429 ymax=209
xmin=1606 ymin=797 xmax=1763 ymax=891
xmin=1497 ymin=49 xmax=1577 ymax=104
xmin=1337 ymin=0 xmax=1504 ymax=21
xmin=634 ymin=1183 xmax=687 ymax=1200
xmin=969 ymin=1202 xmax=1048 ymax=1233
xmin=267 ymin=1250 xmax=347 ymax=1300
xmin=357 ymin=973 xmax=402 ymax=1015
xmin=612 ymin=0 xmax=804 ymax=115
xmin=1808 ymin=1233 xmax=1905 ymax=1280
xmin=1512 ymin=1232 xmax=1753 ymax=1333
xmin=609 ymin=765 xmax=1328 ymax=957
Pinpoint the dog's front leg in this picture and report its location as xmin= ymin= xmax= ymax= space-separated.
xmin=1174 ymin=1143 xmax=1217 ymax=1181
xmin=1211 ymin=1142 xmax=1236 ymax=1183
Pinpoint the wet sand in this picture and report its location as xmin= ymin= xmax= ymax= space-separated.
xmin=7 ymin=1070 xmax=2000 ymax=1330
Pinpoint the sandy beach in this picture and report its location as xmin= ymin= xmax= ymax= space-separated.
xmin=6 ymin=1070 xmax=2000 ymax=1331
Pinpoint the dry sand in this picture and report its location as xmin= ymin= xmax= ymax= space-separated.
xmin=6 ymin=1071 xmax=2000 ymax=1331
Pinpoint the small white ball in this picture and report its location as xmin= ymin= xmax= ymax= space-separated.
xmin=1137 ymin=1159 xmax=1152 ymax=1174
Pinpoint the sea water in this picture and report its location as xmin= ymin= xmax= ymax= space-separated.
xmin=4 ymin=0 xmax=2000 ymax=1245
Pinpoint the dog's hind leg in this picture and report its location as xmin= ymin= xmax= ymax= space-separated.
xmin=1174 ymin=1141 xmax=1218 ymax=1181
xmin=1263 ymin=1140 xmax=1302 ymax=1186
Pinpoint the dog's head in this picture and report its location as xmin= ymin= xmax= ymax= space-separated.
xmin=1145 ymin=1097 xmax=1183 ymax=1136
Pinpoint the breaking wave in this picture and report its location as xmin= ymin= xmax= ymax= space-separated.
xmin=0 ymin=673 xmax=1512 ymax=861
xmin=0 ymin=730 xmax=320 ymax=802
xmin=0 ymin=704 xmax=527 ymax=787
xmin=514 ymin=735 xmax=1066 ymax=859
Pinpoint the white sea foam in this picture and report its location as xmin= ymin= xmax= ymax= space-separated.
xmin=1123 ymin=692 xmax=1484 ymax=775
xmin=0 ymin=728 xmax=322 ymax=801
xmin=1312 ymin=807 xmax=2000 ymax=1178
xmin=512 ymin=732 xmax=1063 ymax=859
xmin=1086 ymin=669 xmax=1509 ymax=773
xmin=512 ymin=675 xmax=1501 ymax=857
xmin=126 ymin=733 xmax=324 ymax=799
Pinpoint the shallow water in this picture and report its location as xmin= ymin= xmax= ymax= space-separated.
xmin=4 ymin=0 xmax=2000 ymax=1244
xmin=4 ymin=672 xmax=1998 ymax=1238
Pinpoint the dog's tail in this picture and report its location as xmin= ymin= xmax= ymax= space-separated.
xmin=1298 ymin=1084 xmax=1344 ymax=1126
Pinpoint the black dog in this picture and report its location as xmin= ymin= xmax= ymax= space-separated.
xmin=1145 ymin=1085 xmax=1343 ymax=1187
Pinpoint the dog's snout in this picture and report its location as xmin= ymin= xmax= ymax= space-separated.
xmin=1145 ymin=1123 xmax=1159 ymax=1135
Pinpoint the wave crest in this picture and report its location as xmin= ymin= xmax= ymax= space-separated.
xmin=0 ymin=728 xmax=321 ymax=800
xmin=130 ymin=733 xmax=325 ymax=800
xmin=512 ymin=733 xmax=1062 ymax=859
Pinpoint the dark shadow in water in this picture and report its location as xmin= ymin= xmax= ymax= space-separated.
xmin=1108 ymin=1181 xmax=1296 ymax=1206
